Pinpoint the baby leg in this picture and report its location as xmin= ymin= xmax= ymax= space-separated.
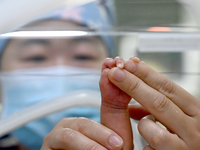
xmin=100 ymin=57 xmax=133 ymax=150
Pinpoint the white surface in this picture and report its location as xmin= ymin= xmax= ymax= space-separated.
xmin=138 ymin=33 xmax=200 ymax=52
xmin=0 ymin=0 xmax=96 ymax=34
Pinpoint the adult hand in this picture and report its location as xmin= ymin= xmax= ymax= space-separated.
xmin=107 ymin=56 xmax=200 ymax=150
xmin=41 ymin=117 xmax=123 ymax=150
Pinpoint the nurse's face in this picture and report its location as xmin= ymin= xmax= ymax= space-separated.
xmin=1 ymin=20 xmax=108 ymax=71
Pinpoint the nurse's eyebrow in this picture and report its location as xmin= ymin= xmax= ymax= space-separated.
xmin=20 ymin=39 xmax=50 ymax=46
xmin=71 ymin=36 xmax=94 ymax=43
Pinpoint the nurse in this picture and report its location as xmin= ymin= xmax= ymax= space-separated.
xmin=0 ymin=1 xmax=125 ymax=150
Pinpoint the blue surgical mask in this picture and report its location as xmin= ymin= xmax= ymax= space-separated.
xmin=1 ymin=66 xmax=101 ymax=150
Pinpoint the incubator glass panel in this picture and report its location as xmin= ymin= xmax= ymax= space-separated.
xmin=1 ymin=0 xmax=200 ymax=149
xmin=115 ymin=0 xmax=200 ymax=98
xmin=1 ymin=0 xmax=200 ymax=122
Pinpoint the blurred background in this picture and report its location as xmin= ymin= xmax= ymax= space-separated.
xmin=1 ymin=0 xmax=200 ymax=118
xmin=115 ymin=0 xmax=200 ymax=98
xmin=1 ymin=0 xmax=200 ymax=149
xmin=1 ymin=0 xmax=200 ymax=119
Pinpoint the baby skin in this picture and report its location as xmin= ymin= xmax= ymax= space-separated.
xmin=100 ymin=56 xmax=141 ymax=150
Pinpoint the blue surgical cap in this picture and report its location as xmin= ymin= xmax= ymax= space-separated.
xmin=0 ymin=0 xmax=115 ymax=57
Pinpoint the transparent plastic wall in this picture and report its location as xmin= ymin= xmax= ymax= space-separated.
xmin=0 ymin=0 xmax=200 ymax=142
xmin=115 ymin=0 xmax=200 ymax=99
xmin=0 ymin=0 xmax=111 ymax=137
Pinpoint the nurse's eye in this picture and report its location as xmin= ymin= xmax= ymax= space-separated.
xmin=74 ymin=55 xmax=95 ymax=61
xmin=25 ymin=56 xmax=47 ymax=62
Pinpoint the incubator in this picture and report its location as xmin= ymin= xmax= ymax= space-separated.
xmin=0 ymin=0 xmax=200 ymax=149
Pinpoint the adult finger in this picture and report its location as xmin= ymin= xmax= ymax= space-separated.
xmin=54 ymin=117 xmax=123 ymax=150
xmin=41 ymin=127 xmax=108 ymax=150
xmin=128 ymin=104 xmax=150 ymax=120
xmin=138 ymin=115 xmax=186 ymax=150
xmin=143 ymin=145 xmax=155 ymax=150
xmin=107 ymin=67 xmax=194 ymax=138
xmin=124 ymin=57 xmax=200 ymax=116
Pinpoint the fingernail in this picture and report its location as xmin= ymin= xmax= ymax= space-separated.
xmin=108 ymin=135 xmax=123 ymax=147
xmin=117 ymin=61 xmax=124 ymax=69
xmin=130 ymin=56 xmax=140 ymax=63
xmin=142 ymin=115 xmax=155 ymax=121
xmin=125 ymin=60 xmax=137 ymax=72
xmin=110 ymin=68 xmax=125 ymax=82
xmin=140 ymin=61 xmax=145 ymax=65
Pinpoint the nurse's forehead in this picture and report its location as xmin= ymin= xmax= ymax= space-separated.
xmin=11 ymin=19 xmax=105 ymax=45
xmin=3 ymin=19 xmax=109 ymax=56
xmin=9 ymin=36 xmax=105 ymax=47
xmin=24 ymin=19 xmax=83 ymax=28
